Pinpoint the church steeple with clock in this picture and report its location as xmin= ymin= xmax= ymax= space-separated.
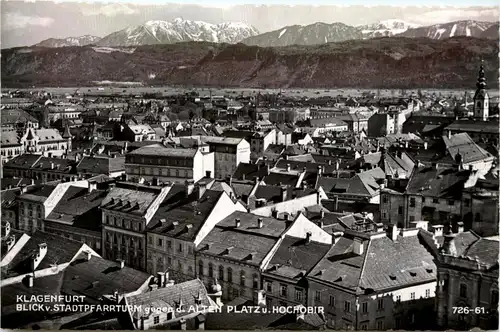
xmin=473 ymin=62 xmax=489 ymax=121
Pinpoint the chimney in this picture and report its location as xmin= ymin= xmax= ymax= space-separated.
xmin=353 ymin=237 xmax=364 ymax=255
xmin=227 ymin=175 xmax=233 ymax=186
xmin=26 ymin=274 xmax=34 ymax=288
xmin=117 ymin=259 xmax=125 ymax=269
xmin=196 ymin=315 xmax=206 ymax=330
xmin=179 ymin=318 xmax=187 ymax=330
xmin=317 ymin=165 xmax=323 ymax=177
xmin=332 ymin=195 xmax=339 ymax=212
xmin=255 ymin=176 xmax=260 ymax=185
xmin=88 ymin=181 xmax=97 ymax=193
xmin=468 ymin=165 xmax=473 ymax=171
xmin=84 ymin=250 xmax=92 ymax=261
xmin=456 ymin=222 xmax=464 ymax=234
xmin=258 ymin=218 xmax=263 ymax=229
xmin=285 ymin=155 xmax=289 ymax=161
xmin=124 ymin=141 xmax=128 ymax=151
xmin=389 ymin=224 xmax=398 ymax=241
xmin=6 ymin=235 xmax=16 ymax=251
xmin=2 ymin=222 xmax=11 ymax=238
xmin=20 ymin=185 xmax=28 ymax=194
xmin=447 ymin=130 xmax=452 ymax=139
xmin=424 ymin=142 xmax=428 ymax=150
xmin=281 ymin=186 xmax=287 ymax=202
xmin=305 ymin=231 xmax=312 ymax=244
xmin=149 ymin=284 xmax=158 ymax=291
xmin=157 ymin=272 xmax=166 ymax=287
xmin=185 ymin=180 xmax=195 ymax=197
xmin=206 ymin=170 xmax=212 ymax=178
xmin=235 ymin=218 xmax=241 ymax=228
xmin=441 ymin=232 xmax=457 ymax=256
xmin=320 ymin=210 xmax=325 ymax=219
xmin=376 ymin=223 xmax=384 ymax=233
xmin=286 ymin=163 xmax=291 ymax=172
xmin=271 ymin=209 xmax=279 ymax=218
xmin=432 ymin=225 xmax=444 ymax=237
xmin=317 ymin=220 xmax=324 ymax=228
xmin=31 ymin=243 xmax=48 ymax=271
xmin=198 ymin=181 xmax=207 ymax=199
xmin=332 ymin=232 xmax=343 ymax=244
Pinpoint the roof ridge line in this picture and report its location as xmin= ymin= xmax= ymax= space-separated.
xmin=356 ymin=238 xmax=372 ymax=291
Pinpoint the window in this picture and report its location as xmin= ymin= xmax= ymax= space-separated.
xmin=219 ymin=265 xmax=224 ymax=281
xmin=280 ymin=284 xmax=288 ymax=297
xmin=491 ymin=290 xmax=499 ymax=306
xmin=410 ymin=197 xmax=416 ymax=207
xmin=464 ymin=199 xmax=471 ymax=207
xmin=433 ymin=198 xmax=439 ymax=204
xmin=409 ymin=215 xmax=415 ymax=222
xmin=395 ymin=317 xmax=401 ymax=329
xmin=253 ymin=274 xmax=258 ymax=289
xmin=360 ymin=323 xmax=368 ymax=330
xmin=295 ymin=289 xmax=303 ymax=302
xmin=167 ymin=241 xmax=172 ymax=249
xmin=240 ymin=270 xmax=246 ymax=286
xmin=382 ymin=195 xmax=388 ymax=204
xmin=448 ymin=199 xmax=454 ymax=206
xmin=315 ymin=290 xmax=321 ymax=301
xmin=208 ymin=263 xmax=214 ymax=278
xmin=178 ymin=243 xmax=183 ymax=253
xmin=198 ymin=260 xmax=204 ymax=276
xmin=377 ymin=320 xmax=384 ymax=330
xmin=157 ymin=238 xmax=163 ymax=247
xmin=382 ymin=212 xmax=387 ymax=219
xmin=377 ymin=298 xmax=384 ymax=310
xmin=398 ymin=206 xmax=403 ymax=215
xmin=329 ymin=295 xmax=335 ymax=307
xmin=344 ymin=301 xmax=351 ymax=312
xmin=154 ymin=316 xmax=160 ymax=325
xmin=227 ymin=267 xmax=233 ymax=283
xmin=410 ymin=292 xmax=415 ymax=300
xmin=460 ymin=284 xmax=467 ymax=298
xmin=267 ymin=282 xmax=272 ymax=292
xmin=425 ymin=289 xmax=430 ymax=298
xmin=167 ymin=257 xmax=172 ymax=266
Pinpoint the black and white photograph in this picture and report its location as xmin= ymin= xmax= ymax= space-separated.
xmin=0 ymin=0 xmax=499 ymax=330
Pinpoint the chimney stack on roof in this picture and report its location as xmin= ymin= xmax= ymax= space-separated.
xmin=431 ymin=224 xmax=444 ymax=237
xmin=235 ymin=218 xmax=241 ymax=228
xmin=117 ymin=259 xmax=125 ymax=269
xmin=353 ymin=237 xmax=364 ymax=255
xmin=332 ymin=231 xmax=343 ymax=244
xmin=185 ymin=180 xmax=195 ymax=197
xmin=317 ymin=165 xmax=323 ymax=177
xmin=286 ymin=163 xmax=291 ymax=172
xmin=198 ymin=181 xmax=207 ymax=200
xmin=456 ymin=222 xmax=464 ymax=234
xmin=281 ymin=186 xmax=287 ymax=202
xmin=157 ymin=272 xmax=166 ymax=288
xmin=26 ymin=274 xmax=34 ymax=288
xmin=389 ymin=224 xmax=398 ymax=241
xmin=305 ymin=231 xmax=312 ymax=244
xmin=441 ymin=232 xmax=457 ymax=256
xmin=258 ymin=218 xmax=263 ymax=229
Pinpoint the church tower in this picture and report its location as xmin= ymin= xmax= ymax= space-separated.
xmin=473 ymin=63 xmax=489 ymax=121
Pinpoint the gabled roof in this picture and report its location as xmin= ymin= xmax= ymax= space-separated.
xmin=1 ymin=131 xmax=21 ymax=146
xmin=100 ymin=182 xmax=163 ymax=216
xmin=147 ymin=187 xmax=223 ymax=241
xmin=77 ymin=156 xmax=125 ymax=174
xmin=406 ymin=166 xmax=472 ymax=198
xmin=443 ymin=132 xmax=493 ymax=164
xmin=4 ymin=154 xmax=42 ymax=170
xmin=127 ymin=144 xmax=197 ymax=158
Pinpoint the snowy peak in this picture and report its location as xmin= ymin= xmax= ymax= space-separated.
xmin=241 ymin=22 xmax=363 ymax=47
xmin=97 ymin=18 xmax=259 ymax=47
xmin=358 ymin=19 xmax=420 ymax=38
xmin=34 ymin=35 xmax=101 ymax=47
xmin=397 ymin=20 xmax=496 ymax=40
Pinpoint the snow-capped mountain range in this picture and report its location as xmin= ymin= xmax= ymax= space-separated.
xmin=241 ymin=22 xmax=363 ymax=47
xmin=96 ymin=18 xmax=259 ymax=47
xmin=397 ymin=20 xmax=496 ymax=39
xmin=358 ymin=19 xmax=421 ymax=38
xmin=32 ymin=19 xmax=498 ymax=48
xmin=34 ymin=35 xmax=101 ymax=47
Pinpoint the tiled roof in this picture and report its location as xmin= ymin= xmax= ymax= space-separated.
xmin=32 ymin=156 xmax=74 ymax=173
xmin=198 ymin=211 xmax=286 ymax=266
xmin=317 ymin=171 xmax=380 ymax=198
xmin=275 ymin=159 xmax=336 ymax=174
xmin=4 ymin=154 xmax=42 ymax=170
xmin=232 ymin=162 xmax=269 ymax=181
xmin=62 ymin=255 xmax=151 ymax=303
xmin=263 ymin=172 xmax=299 ymax=187
xmin=127 ymin=144 xmax=197 ymax=158
xmin=1 ymin=109 xmax=38 ymax=125
xmin=463 ymin=238 xmax=499 ymax=267
xmin=266 ymin=236 xmax=331 ymax=280
xmin=147 ymin=187 xmax=223 ymax=241
xmin=254 ymin=185 xmax=315 ymax=203
xmin=1 ymin=131 xmax=21 ymax=146
xmin=446 ymin=119 xmax=499 ymax=134
xmin=406 ymin=166 xmax=471 ymax=198
xmin=126 ymin=279 xmax=213 ymax=319
xmin=443 ymin=133 xmax=493 ymax=164
xmin=100 ymin=182 xmax=162 ymax=216
xmin=46 ymin=187 xmax=107 ymax=229
xmin=435 ymin=231 xmax=480 ymax=257
xmin=34 ymin=128 xmax=65 ymax=142
xmin=202 ymin=136 xmax=245 ymax=146
xmin=77 ymin=156 xmax=125 ymax=174
xmin=1 ymin=230 xmax=85 ymax=280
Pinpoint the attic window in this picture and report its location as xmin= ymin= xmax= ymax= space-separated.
xmin=426 ymin=268 xmax=433 ymax=273
xmin=334 ymin=276 xmax=343 ymax=282
xmin=409 ymin=271 xmax=417 ymax=277
xmin=389 ymin=275 xmax=397 ymax=280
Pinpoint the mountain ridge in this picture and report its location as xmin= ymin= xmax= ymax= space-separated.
xmin=3 ymin=37 xmax=497 ymax=89
xmin=33 ymin=35 xmax=102 ymax=48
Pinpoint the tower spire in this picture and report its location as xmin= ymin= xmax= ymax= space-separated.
xmin=476 ymin=60 xmax=487 ymax=90
xmin=473 ymin=60 xmax=489 ymax=121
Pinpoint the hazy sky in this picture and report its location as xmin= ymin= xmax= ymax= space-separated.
xmin=1 ymin=1 xmax=498 ymax=49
